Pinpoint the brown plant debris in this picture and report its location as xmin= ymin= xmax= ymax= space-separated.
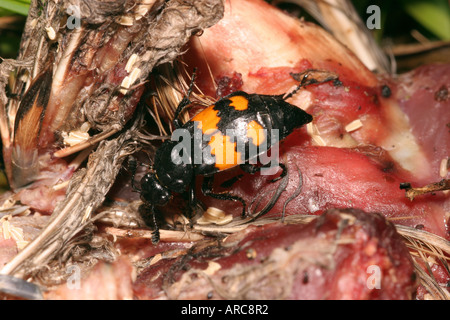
xmin=0 ymin=0 xmax=224 ymax=291
xmin=400 ymin=179 xmax=450 ymax=201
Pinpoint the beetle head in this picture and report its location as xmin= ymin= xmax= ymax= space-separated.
xmin=140 ymin=173 xmax=171 ymax=206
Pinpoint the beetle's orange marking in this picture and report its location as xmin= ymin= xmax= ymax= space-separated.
xmin=192 ymin=105 xmax=220 ymax=133
xmin=246 ymin=120 xmax=266 ymax=146
xmin=229 ymin=95 xmax=249 ymax=111
xmin=210 ymin=132 xmax=241 ymax=170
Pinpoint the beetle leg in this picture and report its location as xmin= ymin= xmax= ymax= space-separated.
xmin=219 ymin=161 xmax=286 ymax=190
xmin=144 ymin=203 xmax=160 ymax=244
xmin=141 ymin=203 xmax=160 ymax=244
xmin=240 ymin=162 xmax=287 ymax=182
xmin=151 ymin=206 xmax=160 ymax=244
xmin=270 ymin=162 xmax=287 ymax=182
xmin=184 ymin=175 xmax=198 ymax=219
xmin=128 ymin=154 xmax=154 ymax=193
xmin=128 ymin=155 xmax=141 ymax=192
xmin=217 ymin=164 xmax=265 ymax=189
xmin=281 ymin=164 xmax=303 ymax=222
xmin=219 ymin=174 xmax=244 ymax=189
xmin=201 ymin=175 xmax=247 ymax=217
xmin=240 ymin=163 xmax=261 ymax=174
xmin=248 ymin=166 xmax=290 ymax=222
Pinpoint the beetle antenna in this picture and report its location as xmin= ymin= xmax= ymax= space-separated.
xmin=186 ymin=67 xmax=197 ymax=98
xmin=128 ymin=155 xmax=141 ymax=192
xmin=172 ymin=67 xmax=198 ymax=128
xmin=283 ymin=69 xmax=339 ymax=101
xmin=283 ymin=72 xmax=310 ymax=100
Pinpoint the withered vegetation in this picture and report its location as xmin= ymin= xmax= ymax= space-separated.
xmin=0 ymin=0 xmax=448 ymax=301
xmin=0 ymin=0 xmax=223 ymax=289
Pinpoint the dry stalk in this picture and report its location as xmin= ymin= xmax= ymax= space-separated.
xmin=400 ymin=179 xmax=450 ymax=201
xmin=0 ymin=121 xmax=141 ymax=278
xmin=272 ymin=0 xmax=391 ymax=74
xmin=0 ymin=0 xmax=225 ymax=287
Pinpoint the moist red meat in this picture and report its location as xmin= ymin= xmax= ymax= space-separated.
xmin=197 ymin=142 xmax=449 ymax=239
xmin=182 ymin=0 xmax=449 ymax=240
xmin=131 ymin=209 xmax=416 ymax=300
xmin=395 ymin=64 xmax=450 ymax=184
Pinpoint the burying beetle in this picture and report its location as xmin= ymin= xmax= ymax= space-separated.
xmin=131 ymin=69 xmax=338 ymax=243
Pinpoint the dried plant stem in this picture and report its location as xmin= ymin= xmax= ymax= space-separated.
xmin=402 ymin=179 xmax=450 ymax=201
xmin=395 ymin=225 xmax=450 ymax=256
xmin=0 ymin=127 xmax=140 ymax=278
xmin=413 ymin=261 xmax=450 ymax=300
xmin=273 ymin=0 xmax=391 ymax=73
xmin=0 ymin=0 xmax=225 ymax=282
